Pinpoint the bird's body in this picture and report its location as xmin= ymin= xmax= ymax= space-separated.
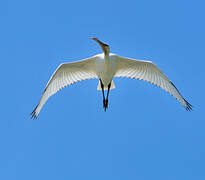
xmin=95 ymin=53 xmax=117 ymax=88
xmin=31 ymin=38 xmax=192 ymax=119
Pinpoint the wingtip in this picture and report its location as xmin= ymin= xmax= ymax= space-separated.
xmin=184 ymin=99 xmax=193 ymax=111
xmin=30 ymin=105 xmax=39 ymax=120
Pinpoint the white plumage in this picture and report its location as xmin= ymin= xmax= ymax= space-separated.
xmin=31 ymin=38 xmax=192 ymax=119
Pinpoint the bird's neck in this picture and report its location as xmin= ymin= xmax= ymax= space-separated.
xmin=104 ymin=51 xmax=110 ymax=62
xmin=103 ymin=48 xmax=109 ymax=57
xmin=104 ymin=52 xmax=109 ymax=58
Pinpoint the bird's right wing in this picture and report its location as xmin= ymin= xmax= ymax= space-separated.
xmin=31 ymin=56 xmax=98 ymax=119
xmin=114 ymin=55 xmax=192 ymax=110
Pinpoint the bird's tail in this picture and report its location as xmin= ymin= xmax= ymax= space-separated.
xmin=97 ymin=80 xmax=115 ymax=90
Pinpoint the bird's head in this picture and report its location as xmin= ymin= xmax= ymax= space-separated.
xmin=90 ymin=37 xmax=110 ymax=56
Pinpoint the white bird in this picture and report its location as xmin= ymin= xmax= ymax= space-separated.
xmin=31 ymin=37 xmax=192 ymax=119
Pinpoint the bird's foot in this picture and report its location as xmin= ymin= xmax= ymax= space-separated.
xmin=103 ymin=99 xmax=108 ymax=112
xmin=103 ymin=99 xmax=106 ymax=111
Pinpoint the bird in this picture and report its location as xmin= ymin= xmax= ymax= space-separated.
xmin=30 ymin=37 xmax=192 ymax=119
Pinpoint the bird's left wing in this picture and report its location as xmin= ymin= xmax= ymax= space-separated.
xmin=114 ymin=55 xmax=192 ymax=110
xmin=31 ymin=56 xmax=98 ymax=119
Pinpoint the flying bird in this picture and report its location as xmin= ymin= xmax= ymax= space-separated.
xmin=31 ymin=37 xmax=192 ymax=119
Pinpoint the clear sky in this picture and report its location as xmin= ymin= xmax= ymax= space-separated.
xmin=0 ymin=0 xmax=204 ymax=179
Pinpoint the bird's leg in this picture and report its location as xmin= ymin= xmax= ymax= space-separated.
xmin=100 ymin=79 xmax=106 ymax=111
xmin=105 ymin=82 xmax=111 ymax=111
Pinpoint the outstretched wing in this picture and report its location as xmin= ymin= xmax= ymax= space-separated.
xmin=114 ymin=55 xmax=192 ymax=110
xmin=31 ymin=56 xmax=98 ymax=119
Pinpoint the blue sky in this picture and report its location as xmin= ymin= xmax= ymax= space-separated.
xmin=0 ymin=0 xmax=204 ymax=179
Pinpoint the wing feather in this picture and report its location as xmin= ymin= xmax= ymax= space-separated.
xmin=114 ymin=55 xmax=192 ymax=110
xmin=31 ymin=56 xmax=98 ymax=119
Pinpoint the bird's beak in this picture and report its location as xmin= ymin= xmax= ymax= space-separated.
xmin=90 ymin=37 xmax=107 ymax=54
xmin=90 ymin=37 xmax=102 ymax=45
xmin=90 ymin=37 xmax=96 ymax=40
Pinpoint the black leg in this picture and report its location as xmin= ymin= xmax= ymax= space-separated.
xmin=105 ymin=82 xmax=111 ymax=111
xmin=100 ymin=79 xmax=106 ymax=111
